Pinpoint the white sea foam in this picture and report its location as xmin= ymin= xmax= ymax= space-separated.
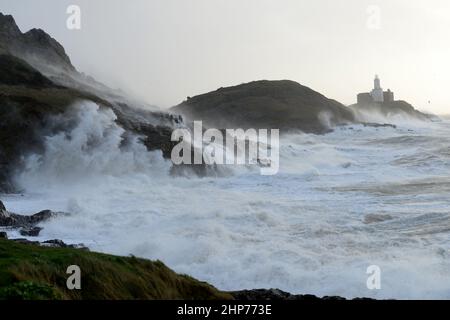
xmin=3 ymin=101 xmax=450 ymax=299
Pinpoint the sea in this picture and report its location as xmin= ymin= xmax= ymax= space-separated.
xmin=2 ymin=101 xmax=450 ymax=299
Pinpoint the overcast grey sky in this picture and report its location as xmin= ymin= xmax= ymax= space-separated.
xmin=1 ymin=0 xmax=449 ymax=114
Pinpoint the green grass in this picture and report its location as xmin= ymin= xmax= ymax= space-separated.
xmin=0 ymin=239 xmax=232 ymax=300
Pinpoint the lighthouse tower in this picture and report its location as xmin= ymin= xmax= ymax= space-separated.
xmin=370 ymin=75 xmax=384 ymax=103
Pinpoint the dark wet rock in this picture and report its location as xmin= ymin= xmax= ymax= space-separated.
xmin=0 ymin=210 xmax=55 ymax=227
xmin=230 ymin=289 xmax=320 ymax=300
xmin=0 ymin=208 xmax=14 ymax=226
xmin=11 ymin=238 xmax=40 ymax=245
xmin=169 ymin=144 xmax=217 ymax=177
xmin=322 ymin=296 xmax=348 ymax=300
xmin=29 ymin=210 xmax=53 ymax=224
xmin=119 ymin=121 xmax=178 ymax=160
xmin=362 ymin=122 xmax=397 ymax=129
xmin=42 ymin=239 xmax=89 ymax=251
xmin=230 ymin=289 xmax=373 ymax=301
xmin=231 ymin=289 xmax=291 ymax=300
xmin=3 ymin=236 xmax=89 ymax=250
xmin=42 ymin=239 xmax=67 ymax=247
xmin=230 ymin=289 xmax=321 ymax=300
xmin=0 ymin=202 xmax=55 ymax=228
xmin=20 ymin=226 xmax=43 ymax=237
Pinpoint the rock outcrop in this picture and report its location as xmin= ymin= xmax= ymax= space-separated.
xmin=230 ymin=288 xmax=373 ymax=301
xmin=20 ymin=227 xmax=43 ymax=237
xmin=0 ymin=200 xmax=55 ymax=228
xmin=171 ymin=80 xmax=356 ymax=133
xmin=0 ymin=201 xmax=80 ymax=246
xmin=350 ymin=100 xmax=433 ymax=121
xmin=0 ymin=13 xmax=74 ymax=73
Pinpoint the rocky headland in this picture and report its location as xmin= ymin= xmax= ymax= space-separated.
xmin=172 ymin=80 xmax=356 ymax=133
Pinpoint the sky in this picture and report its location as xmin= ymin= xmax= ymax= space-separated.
xmin=1 ymin=0 xmax=449 ymax=114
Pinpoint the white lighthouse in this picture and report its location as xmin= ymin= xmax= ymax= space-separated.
xmin=370 ymin=75 xmax=384 ymax=103
xmin=356 ymin=75 xmax=395 ymax=105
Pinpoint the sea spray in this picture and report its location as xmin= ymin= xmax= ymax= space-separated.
xmin=16 ymin=101 xmax=170 ymax=191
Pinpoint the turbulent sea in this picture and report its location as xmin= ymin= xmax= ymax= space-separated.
xmin=2 ymin=102 xmax=450 ymax=299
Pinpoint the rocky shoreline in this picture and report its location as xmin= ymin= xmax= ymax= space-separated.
xmin=1 ymin=201 xmax=54 ymax=229
xmin=1 ymin=200 xmax=56 ymax=236
xmin=0 ymin=200 xmax=88 ymax=250
xmin=230 ymin=289 xmax=375 ymax=301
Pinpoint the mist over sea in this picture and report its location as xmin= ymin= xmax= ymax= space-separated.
xmin=2 ymin=102 xmax=450 ymax=299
